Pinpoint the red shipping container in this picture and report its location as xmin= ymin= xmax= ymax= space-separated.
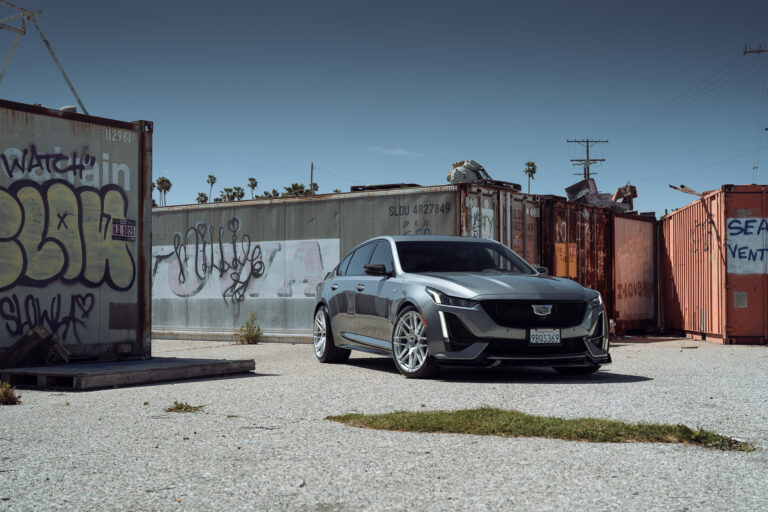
xmin=660 ymin=185 xmax=768 ymax=344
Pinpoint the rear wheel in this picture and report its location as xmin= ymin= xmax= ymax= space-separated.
xmin=553 ymin=365 xmax=600 ymax=375
xmin=313 ymin=306 xmax=350 ymax=363
xmin=392 ymin=306 xmax=438 ymax=379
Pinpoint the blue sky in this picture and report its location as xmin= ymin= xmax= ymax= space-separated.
xmin=1 ymin=0 xmax=767 ymax=215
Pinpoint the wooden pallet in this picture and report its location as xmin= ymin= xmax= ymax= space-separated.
xmin=0 ymin=357 xmax=255 ymax=391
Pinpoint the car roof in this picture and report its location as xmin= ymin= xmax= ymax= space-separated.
xmin=370 ymin=235 xmax=501 ymax=244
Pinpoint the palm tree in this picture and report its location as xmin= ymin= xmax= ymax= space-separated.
xmin=207 ymin=174 xmax=217 ymax=202
xmin=523 ymin=161 xmax=537 ymax=194
xmin=196 ymin=192 xmax=208 ymax=204
xmin=248 ymin=177 xmax=258 ymax=199
xmin=156 ymin=176 xmax=172 ymax=206
xmin=233 ymin=186 xmax=245 ymax=201
xmin=282 ymin=183 xmax=307 ymax=197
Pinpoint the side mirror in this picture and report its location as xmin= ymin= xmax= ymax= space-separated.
xmin=535 ymin=265 xmax=548 ymax=275
xmin=364 ymin=264 xmax=390 ymax=277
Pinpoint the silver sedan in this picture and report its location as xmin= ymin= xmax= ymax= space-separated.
xmin=313 ymin=236 xmax=610 ymax=378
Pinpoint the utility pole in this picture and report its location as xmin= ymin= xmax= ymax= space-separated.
xmin=567 ymin=139 xmax=608 ymax=179
xmin=745 ymin=45 xmax=768 ymax=183
xmin=310 ymin=162 xmax=314 ymax=192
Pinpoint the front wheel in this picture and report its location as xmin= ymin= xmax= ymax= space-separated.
xmin=391 ymin=306 xmax=438 ymax=379
xmin=313 ymin=306 xmax=350 ymax=363
xmin=553 ymin=365 xmax=600 ymax=375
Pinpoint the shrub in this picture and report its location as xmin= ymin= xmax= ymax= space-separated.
xmin=0 ymin=381 xmax=21 ymax=405
xmin=237 ymin=311 xmax=263 ymax=344
xmin=165 ymin=401 xmax=204 ymax=413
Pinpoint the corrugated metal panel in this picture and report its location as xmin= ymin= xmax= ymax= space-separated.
xmin=0 ymin=99 xmax=152 ymax=364
xmin=539 ymin=196 xmax=612 ymax=317
xmin=660 ymin=185 xmax=767 ymax=344
xmin=612 ymin=214 xmax=656 ymax=333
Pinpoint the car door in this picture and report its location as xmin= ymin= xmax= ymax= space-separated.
xmin=354 ymin=240 xmax=398 ymax=346
xmin=333 ymin=242 xmax=376 ymax=345
xmin=326 ymin=249 xmax=355 ymax=338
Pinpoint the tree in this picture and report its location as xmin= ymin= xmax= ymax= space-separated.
xmin=523 ymin=161 xmax=537 ymax=194
xmin=207 ymin=174 xmax=216 ymax=202
xmin=282 ymin=182 xmax=306 ymax=197
xmin=233 ymin=186 xmax=245 ymax=201
xmin=196 ymin=192 xmax=208 ymax=204
xmin=156 ymin=176 xmax=172 ymax=206
xmin=248 ymin=177 xmax=258 ymax=199
xmin=333 ymin=188 xmax=342 ymax=194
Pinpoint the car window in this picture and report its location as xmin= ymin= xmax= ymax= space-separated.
xmin=396 ymin=241 xmax=534 ymax=274
xmin=368 ymin=240 xmax=394 ymax=275
xmin=345 ymin=242 xmax=376 ymax=276
xmin=336 ymin=251 xmax=354 ymax=276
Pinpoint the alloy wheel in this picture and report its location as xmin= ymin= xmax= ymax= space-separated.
xmin=393 ymin=310 xmax=429 ymax=373
xmin=313 ymin=309 xmax=326 ymax=358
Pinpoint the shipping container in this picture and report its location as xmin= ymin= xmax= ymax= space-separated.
xmin=538 ymin=196 xmax=613 ymax=317
xmin=660 ymin=185 xmax=768 ymax=344
xmin=0 ymin=99 xmax=153 ymax=364
xmin=612 ymin=213 xmax=657 ymax=333
xmin=150 ymin=184 xmax=541 ymax=340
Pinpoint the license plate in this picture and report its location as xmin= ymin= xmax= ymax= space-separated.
xmin=529 ymin=328 xmax=561 ymax=345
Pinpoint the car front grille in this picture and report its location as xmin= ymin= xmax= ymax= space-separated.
xmin=480 ymin=300 xmax=587 ymax=328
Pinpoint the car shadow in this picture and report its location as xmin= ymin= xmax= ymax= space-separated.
xmin=437 ymin=366 xmax=652 ymax=384
xmin=344 ymin=356 xmax=651 ymax=384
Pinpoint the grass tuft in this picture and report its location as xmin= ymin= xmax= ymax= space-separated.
xmin=165 ymin=401 xmax=204 ymax=413
xmin=237 ymin=311 xmax=263 ymax=344
xmin=326 ymin=407 xmax=754 ymax=452
xmin=0 ymin=381 xmax=21 ymax=405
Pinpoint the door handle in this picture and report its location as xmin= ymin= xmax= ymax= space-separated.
xmin=357 ymin=284 xmax=365 ymax=291
xmin=330 ymin=284 xmax=338 ymax=290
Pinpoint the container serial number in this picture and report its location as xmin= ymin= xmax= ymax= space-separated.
xmin=105 ymin=129 xmax=133 ymax=144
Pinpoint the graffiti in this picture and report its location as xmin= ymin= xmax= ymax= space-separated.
xmin=0 ymin=292 xmax=95 ymax=343
xmin=689 ymin=220 xmax=712 ymax=254
xmin=163 ymin=217 xmax=265 ymax=306
xmin=1 ymin=144 xmax=96 ymax=179
xmin=726 ymin=217 xmax=768 ymax=274
xmin=470 ymin=207 xmax=495 ymax=239
xmin=0 ymin=180 xmax=136 ymax=292
xmin=616 ymin=280 xmax=653 ymax=300
xmin=153 ymin=235 xmax=339 ymax=302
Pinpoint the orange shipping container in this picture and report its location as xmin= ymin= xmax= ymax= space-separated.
xmin=660 ymin=185 xmax=768 ymax=344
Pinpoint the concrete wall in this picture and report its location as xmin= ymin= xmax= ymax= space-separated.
xmin=0 ymin=100 xmax=152 ymax=362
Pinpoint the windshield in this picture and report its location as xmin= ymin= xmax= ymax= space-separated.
xmin=396 ymin=241 xmax=535 ymax=274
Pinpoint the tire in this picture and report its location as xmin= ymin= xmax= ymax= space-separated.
xmin=553 ymin=364 xmax=600 ymax=375
xmin=313 ymin=306 xmax=351 ymax=363
xmin=391 ymin=306 xmax=438 ymax=379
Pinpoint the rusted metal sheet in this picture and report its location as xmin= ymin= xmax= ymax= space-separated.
xmin=660 ymin=185 xmax=768 ymax=344
xmin=539 ymin=196 xmax=612 ymax=317
xmin=612 ymin=213 xmax=656 ymax=333
xmin=0 ymin=99 xmax=152 ymax=364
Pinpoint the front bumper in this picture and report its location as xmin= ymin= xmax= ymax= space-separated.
xmin=426 ymin=301 xmax=611 ymax=367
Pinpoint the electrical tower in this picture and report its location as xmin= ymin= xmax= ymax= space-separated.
xmin=567 ymin=139 xmax=608 ymax=179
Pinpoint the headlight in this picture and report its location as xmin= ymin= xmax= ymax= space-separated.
xmin=590 ymin=293 xmax=603 ymax=307
xmin=426 ymin=287 xmax=478 ymax=308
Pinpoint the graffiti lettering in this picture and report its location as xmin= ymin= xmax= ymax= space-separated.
xmin=0 ymin=180 xmax=136 ymax=291
xmin=1 ymin=145 xmax=96 ymax=180
xmin=616 ymin=280 xmax=654 ymax=300
xmin=165 ymin=217 xmax=265 ymax=305
xmin=726 ymin=217 xmax=768 ymax=275
xmin=0 ymin=292 xmax=95 ymax=343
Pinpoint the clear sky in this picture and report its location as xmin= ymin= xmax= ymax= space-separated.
xmin=2 ymin=0 xmax=767 ymax=215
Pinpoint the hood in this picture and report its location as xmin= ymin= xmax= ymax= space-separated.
xmin=415 ymin=272 xmax=593 ymax=301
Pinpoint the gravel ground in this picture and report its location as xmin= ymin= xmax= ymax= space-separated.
xmin=1 ymin=337 xmax=767 ymax=511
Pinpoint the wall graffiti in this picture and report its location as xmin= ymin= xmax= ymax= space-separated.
xmin=152 ymin=218 xmax=339 ymax=304
xmin=470 ymin=206 xmax=495 ymax=239
xmin=0 ymin=180 xmax=136 ymax=292
xmin=727 ymin=217 xmax=768 ymax=274
xmin=0 ymin=292 xmax=95 ymax=343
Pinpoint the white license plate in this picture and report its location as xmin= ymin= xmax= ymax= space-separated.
xmin=529 ymin=328 xmax=561 ymax=345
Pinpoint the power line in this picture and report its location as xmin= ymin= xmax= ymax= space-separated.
xmin=744 ymin=44 xmax=768 ymax=183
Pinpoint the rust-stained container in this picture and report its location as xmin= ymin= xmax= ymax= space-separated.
xmin=660 ymin=185 xmax=768 ymax=344
xmin=0 ymin=99 xmax=153 ymax=364
xmin=539 ymin=196 xmax=612 ymax=316
xmin=612 ymin=213 xmax=657 ymax=333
